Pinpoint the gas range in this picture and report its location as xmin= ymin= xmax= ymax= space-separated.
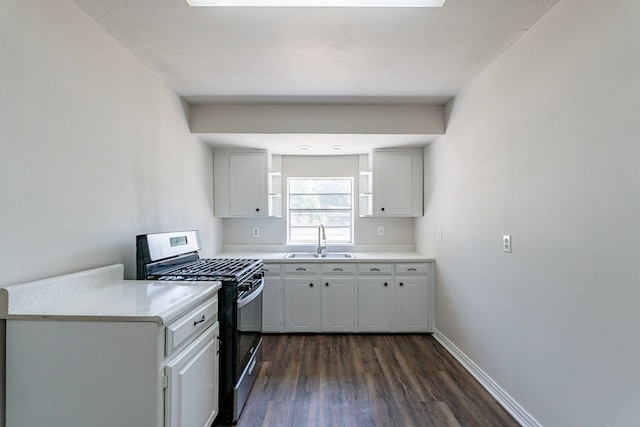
xmin=136 ymin=231 xmax=262 ymax=284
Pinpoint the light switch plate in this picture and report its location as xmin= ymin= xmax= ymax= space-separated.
xmin=503 ymin=235 xmax=511 ymax=252
xmin=377 ymin=226 xmax=385 ymax=236
xmin=437 ymin=227 xmax=443 ymax=241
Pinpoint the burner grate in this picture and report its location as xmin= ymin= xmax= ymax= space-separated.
xmin=157 ymin=258 xmax=262 ymax=281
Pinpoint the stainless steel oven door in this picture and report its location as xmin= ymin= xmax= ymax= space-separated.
xmin=236 ymin=278 xmax=263 ymax=380
xmin=234 ymin=278 xmax=263 ymax=421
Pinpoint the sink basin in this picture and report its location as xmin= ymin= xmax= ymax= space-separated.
xmin=285 ymin=252 xmax=356 ymax=259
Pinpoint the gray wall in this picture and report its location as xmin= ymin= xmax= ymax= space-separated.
xmin=415 ymin=0 xmax=640 ymax=425
xmin=222 ymin=155 xmax=415 ymax=246
xmin=0 ymin=2 xmax=224 ymax=421
xmin=0 ymin=0 xmax=223 ymax=287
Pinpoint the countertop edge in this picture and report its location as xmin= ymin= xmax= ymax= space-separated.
xmin=1 ymin=280 xmax=222 ymax=324
xmin=1 ymin=313 xmax=166 ymax=324
xmin=215 ymin=252 xmax=435 ymax=263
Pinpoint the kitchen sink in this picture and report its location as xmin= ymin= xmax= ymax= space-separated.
xmin=284 ymin=252 xmax=356 ymax=259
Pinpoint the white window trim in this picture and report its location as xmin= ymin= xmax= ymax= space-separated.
xmin=287 ymin=177 xmax=354 ymax=245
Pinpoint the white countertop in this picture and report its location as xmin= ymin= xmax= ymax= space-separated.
xmin=2 ymin=280 xmax=220 ymax=324
xmin=216 ymin=251 xmax=434 ymax=263
xmin=0 ymin=264 xmax=221 ymax=324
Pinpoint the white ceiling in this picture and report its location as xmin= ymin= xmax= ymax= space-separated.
xmin=71 ymin=0 xmax=560 ymax=154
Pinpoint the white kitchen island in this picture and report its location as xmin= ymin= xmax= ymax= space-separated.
xmin=0 ymin=264 xmax=221 ymax=427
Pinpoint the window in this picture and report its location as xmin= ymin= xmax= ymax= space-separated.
xmin=288 ymin=178 xmax=353 ymax=244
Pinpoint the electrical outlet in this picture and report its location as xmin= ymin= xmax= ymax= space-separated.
xmin=377 ymin=226 xmax=385 ymax=236
xmin=437 ymin=227 xmax=443 ymax=241
xmin=503 ymin=235 xmax=511 ymax=252
xmin=253 ymin=227 xmax=260 ymax=238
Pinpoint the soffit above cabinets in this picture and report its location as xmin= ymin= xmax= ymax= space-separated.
xmin=199 ymin=133 xmax=438 ymax=155
xmin=190 ymin=103 xmax=445 ymax=155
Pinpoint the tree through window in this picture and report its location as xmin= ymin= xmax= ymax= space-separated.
xmin=288 ymin=178 xmax=353 ymax=244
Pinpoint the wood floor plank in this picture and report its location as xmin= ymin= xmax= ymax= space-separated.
xmin=228 ymin=334 xmax=519 ymax=427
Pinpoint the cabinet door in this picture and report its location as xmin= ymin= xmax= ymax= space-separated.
xmin=374 ymin=152 xmax=413 ymax=216
xmin=394 ymin=277 xmax=429 ymax=332
xmin=358 ymin=276 xmax=394 ymax=332
xmin=284 ymin=277 xmax=320 ymax=332
xmin=321 ymin=277 xmax=356 ymax=332
xmin=165 ymin=322 xmax=219 ymax=427
xmin=229 ymin=153 xmax=266 ymax=216
xmin=262 ymin=276 xmax=283 ymax=332
xmin=212 ymin=323 xmax=220 ymax=421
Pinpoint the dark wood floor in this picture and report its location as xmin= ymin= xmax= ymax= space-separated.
xmin=234 ymin=334 xmax=518 ymax=427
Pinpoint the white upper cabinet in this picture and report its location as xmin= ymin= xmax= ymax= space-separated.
xmin=214 ymin=151 xmax=282 ymax=218
xmin=229 ymin=153 xmax=266 ymax=216
xmin=359 ymin=149 xmax=424 ymax=217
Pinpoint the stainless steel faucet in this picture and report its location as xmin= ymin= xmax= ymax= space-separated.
xmin=316 ymin=224 xmax=327 ymax=256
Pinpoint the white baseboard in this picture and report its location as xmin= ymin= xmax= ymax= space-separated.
xmin=432 ymin=328 xmax=542 ymax=427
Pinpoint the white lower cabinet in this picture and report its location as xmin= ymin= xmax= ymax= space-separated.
xmin=394 ymin=277 xmax=429 ymax=332
xmin=284 ymin=277 xmax=320 ymax=331
xmin=165 ymin=322 xmax=219 ymax=427
xmin=321 ymin=263 xmax=357 ymax=332
xmin=262 ymin=264 xmax=284 ymax=332
xmin=4 ymin=294 xmax=220 ymax=427
xmin=395 ymin=262 xmax=432 ymax=332
xmin=265 ymin=260 xmax=433 ymax=334
xmin=357 ymin=275 xmax=394 ymax=332
xmin=321 ymin=276 xmax=357 ymax=332
xmin=282 ymin=263 xmax=320 ymax=332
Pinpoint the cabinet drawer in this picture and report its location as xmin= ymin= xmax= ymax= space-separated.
xmin=263 ymin=264 xmax=281 ymax=276
xmin=358 ymin=264 xmax=393 ymax=274
xmin=321 ymin=264 xmax=357 ymax=275
xmin=166 ymin=297 xmax=218 ymax=355
xmin=283 ymin=263 xmax=320 ymax=274
xmin=395 ymin=263 xmax=430 ymax=274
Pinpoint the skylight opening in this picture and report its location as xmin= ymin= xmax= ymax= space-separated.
xmin=186 ymin=0 xmax=446 ymax=7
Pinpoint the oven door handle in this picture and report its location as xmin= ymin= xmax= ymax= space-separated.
xmin=237 ymin=278 xmax=264 ymax=309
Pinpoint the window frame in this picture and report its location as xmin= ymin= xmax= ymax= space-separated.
xmin=286 ymin=177 xmax=354 ymax=245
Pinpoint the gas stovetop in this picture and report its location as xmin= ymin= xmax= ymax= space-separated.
xmin=154 ymin=258 xmax=262 ymax=282
xmin=136 ymin=231 xmax=263 ymax=284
